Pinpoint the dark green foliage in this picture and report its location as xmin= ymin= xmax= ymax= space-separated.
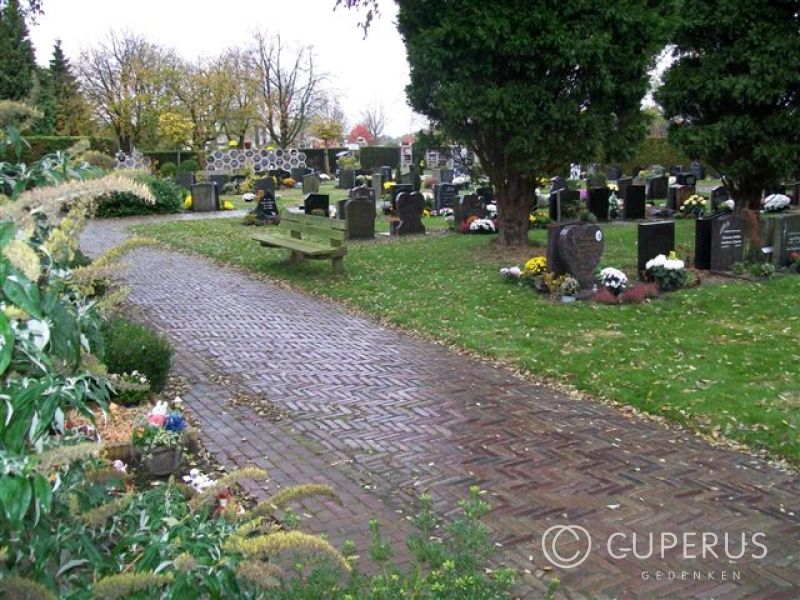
xmin=101 ymin=318 xmax=173 ymax=392
xmin=142 ymin=151 xmax=199 ymax=171
xmin=95 ymin=175 xmax=183 ymax=217
xmin=359 ymin=145 xmax=400 ymax=170
xmin=158 ymin=161 xmax=176 ymax=177
xmin=302 ymin=147 xmax=347 ymax=172
xmin=175 ymin=158 xmax=199 ymax=173
xmin=49 ymin=39 xmax=92 ymax=136
xmin=0 ymin=0 xmax=36 ymax=101
xmin=656 ymin=0 xmax=800 ymax=209
xmin=30 ymin=68 xmax=55 ymax=135
xmin=621 ymin=138 xmax=691 ymax=175
xmin=397 ymin=0 xmax=668 ymax=244
xmin=17 ymin=135 xmax=117 ymax=163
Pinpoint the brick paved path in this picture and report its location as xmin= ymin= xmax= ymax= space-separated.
xmin=82 ymin=216 xmax=800 ymax=599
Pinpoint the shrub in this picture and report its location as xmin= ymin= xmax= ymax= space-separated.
xmin=95 ymin=175 xmax=183 ymax=217
xmin=159 ymin=162 xmax=177 ymax=178
xmin=78 ymin=150 xmax=116 ymax=170
xmin=102 ymin=318 xmax=173 ymax=392
xmin=176 ymin=159 xmax=199 ymax=173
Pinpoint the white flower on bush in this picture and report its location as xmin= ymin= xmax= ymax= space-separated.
xmin=486 ymin=203 xmax=498 ymax=217
xmin=763 ymin=194 xmax=790 ymax=212
xmin=646 ymin=254 xmax=685 ymax=271
xmin=599 ymin=267 xmax=628 ymax=294
xmin=469 ymin=219 xmax=496 ymax=232
xmin=438 ymin=207 xmax=454 ymax=217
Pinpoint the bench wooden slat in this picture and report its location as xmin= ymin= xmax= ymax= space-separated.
xmin=251 ymin=233 xmax=347 ymax=257
xmin=278 ymin=221 xmax=346 ymax=242
xmin=282 ymin=211 xmax=347 ymax=230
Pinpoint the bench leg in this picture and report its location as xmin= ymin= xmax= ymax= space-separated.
xmin=332 ymin=256 xmax=345 ymax=275
xmin=289 ymin=250 xmax=304 ymax=264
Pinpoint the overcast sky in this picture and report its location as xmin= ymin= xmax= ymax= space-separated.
xmin=29 ymin=0 xmax=425 ymax=137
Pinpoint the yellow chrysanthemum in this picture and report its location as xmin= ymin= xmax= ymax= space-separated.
xmin=183 ymin=196 xmax=192 ymax=209
xmin=222 ymin=200 xmax=235 ymax=210
xmin=524 ymin=256 xmax=547 ymax=275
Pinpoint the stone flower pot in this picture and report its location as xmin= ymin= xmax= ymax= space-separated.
xmin=144 ymin=445 xmax=182 ymax=476
xmin=560 ymin=295 xmax=576 ymax=304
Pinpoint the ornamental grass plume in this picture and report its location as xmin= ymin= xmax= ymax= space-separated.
xmin=223 ymin=530 xmax=352 ymax=573
xmin=2 ymin=239 xmax=40 ymax=280
xmin=235 ymin=560 xmax=283 ymax=589
xmin=0 ymin=575 xmax=56 ymax=600
xmin=253 ymin=484 xmax=341 ymax=515
xmin=90 ymin=572 xmax=173 ymax=600
xmin=187 ymin=466 xmax=268 ymax=511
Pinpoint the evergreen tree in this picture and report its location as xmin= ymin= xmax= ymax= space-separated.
xmin=30 ymin=67 xmax=55 ymax=134
xmin=0 ymin=0 xmax=37 ymax=101
xmin=49 ymin=39 xmax=91 ymax=135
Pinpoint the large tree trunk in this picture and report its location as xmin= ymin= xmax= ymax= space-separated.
xmin=496 ymin=170 xmax=532 ymax=246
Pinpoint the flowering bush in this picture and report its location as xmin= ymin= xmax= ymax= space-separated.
xmin=645 ymin=252 xmax=689 ymax=291
xmin=528 ymin=210 xmax=551 ymax=229
xmin=108 ymin=371 xmax=150 ymax=406
xmin=500 ymin=266 xmax=522 ymax=281
xmin=599 ymin=267 xmax=628 ymax=295
xmin=469 ymin=218 xmax=496 ymax=233
xmin=789 ymin=251 xmax=800 ymax=272
xmin=763 ymin=193 xmax=790 ymax=212
xmin=680 ymin=194 xmax=707 ymax=218
xmin=524 ymin=256 xmax=547 ymax=276
xmin=281 ymin=177 xmax=296 ymax=188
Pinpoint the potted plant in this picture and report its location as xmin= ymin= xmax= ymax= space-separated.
xmin=132 ymin=400 xmax=187 ymax=476
xmin=559 ymin=276 xmax=579 ymax=303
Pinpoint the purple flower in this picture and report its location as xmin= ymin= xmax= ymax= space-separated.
xmin=165 ymin=413 xmax=186 ymax=433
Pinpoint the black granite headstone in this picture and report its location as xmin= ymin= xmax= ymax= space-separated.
xmin=395 ymin=191 xmax=426 ymax=235
xmin=647 ymin=175 xmax=669 ymax=200
xmin=455 ymin=194 xmax=487 ymax=230
xmin=434 ymin=183 xmax=458 ymax=211
xmin=254 ymin=189 xmax=279 ymax=222
xmin=606 ymin=166 xmax=622 ymax=181
xmin=695 ymin=213 xmax=745 ymax=271
xmin=669 ymin=165 xmax=682 ymax=177
xmin=304 ymin=193 xmax=329 ymax=215
xmin=637 ymin=221 xmax=675 ymax=277
xmin=338 ymin=169 xmax=355 ymax=190
xmin=676 ymin=172 xmax=697 ymax=186
xmin=616 ymin=177 xmax=633 ymax=201
xmin=550 ymin=176 xmax=568 ymax=195
xmin=623 ymin=185 xmax=647 ymax=220
xmin=690 ymin=162 xmax=706 ymax=181
xmin=588 ymin=187 xmax=611 ymax=221
xmin=475 ymin=186 xmax=493 ymax=205
xmin=390 ymin=184 xmax=414 ymax=209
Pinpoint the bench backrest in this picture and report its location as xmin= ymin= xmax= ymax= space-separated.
xmin=279 ymin=209 xmax=346 ymax=247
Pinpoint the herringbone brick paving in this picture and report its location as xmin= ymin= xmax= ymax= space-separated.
xmin=82 ymin=215 xmax=800 ymax=599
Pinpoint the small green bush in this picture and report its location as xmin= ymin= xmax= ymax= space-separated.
xmin=95 ymin=175 xmax=183 ymax=217
xmin=159 ymin=162 xmax=177 ymax=178
xmin=78 ymin=150 xmax=116 ymax=170
xmin=176 ymin=159 xmax=199 ymax=173
xmin=102 ymin=318 xmax=173 ymax=392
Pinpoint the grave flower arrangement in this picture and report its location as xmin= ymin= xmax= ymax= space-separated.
xmin=789 ymin=251 xmax=800 ymax=273
xmin=528 ymin=210 xmax=551 ymax=229
xmin=132 ymin=400 xmax=188 ymax=475
xmin=719 ymin=199 xmax=735 ymax=212
xmin=763 ymin=193 xmax=790 ymax=212
xmin=680 ymin=194 xmax=707 ymax=218
xmin=559 ymin=275 xmax=580 ymax=298
xmin=469 ymin=218 xmax=496 ymax=233
xmin=500 ymin=266 xmax=522 ymax=281
xmin=598 ymin=267 xmax=628 ymax=295
xmin=522 ymin=256 xmax=549 ymax=290
xmin=645 ymin=252 xmax=689 ymax=291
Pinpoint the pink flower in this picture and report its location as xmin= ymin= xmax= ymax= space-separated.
xmin=148 ymin=414 xmax=166 ymax=427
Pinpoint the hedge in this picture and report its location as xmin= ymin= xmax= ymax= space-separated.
xmin=301 ymin=147 xmax=347 ymax=173
xmin=359 ymin=145 xmax=401 ymax=171
xmin=19 ymin=136 xmax=118 ymax=164
xmin=95 ymin=174 xmax=184 ymax=218
xmin=621 ymin=138 xmax=692 ymax=173
xmin=142 ymin=150 xmax=200 ymax=170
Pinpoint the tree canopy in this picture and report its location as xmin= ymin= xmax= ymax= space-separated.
xmin=655 ymin=0 xmax=800 ymax=210
xmin=397 ymin=0 xmax=668 ymax=244
xmin=0 ymin=0 xmax=37 ymax=102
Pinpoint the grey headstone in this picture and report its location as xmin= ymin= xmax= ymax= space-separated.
xmin=291 ymin=167 xmax=307 ymax=183
xmin=440 ymin=168 xmax=454 ymax=184
xmin=349 ymin=185 xmax=375 ymax=204
xmin=191 ymin=183 xmax=217 ymax=212
xmin=690 ymin=162 xmax=706 ymax=181
xmin=767 ymin=213 xmax=800 ymax=266
xmin=176 ymin=172 xmax=195 ymax=189
xmin=343 ymin=197 xmax=376 ymax=240
xmin=303 ymin=174 xmax=320 ymax=194
xmin=338 ymin=169 xmax=355 ymax=190
xmin=623 ymin=185 xmax=647 ymax=220
xmin=372 ymin=174 xmax=383 ymax=201
xmin=695 ymin=213 xmax=745 ymax=271
xmin=395 ymin=191 xmax=426 ymax=235
xmin=304 ymin=193 xmax=329 ymax=215
xmin=638 ymin=221 xmax=675 ymax=277
xmin=434 ymin=183 xmax=458 ymax=211
xmin=399 ymin=171 xmax=414 ymax=185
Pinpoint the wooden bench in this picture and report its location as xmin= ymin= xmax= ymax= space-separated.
xmin=251 ymin=209 xmax=348 ymax=274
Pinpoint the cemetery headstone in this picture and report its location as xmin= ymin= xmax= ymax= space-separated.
xmin=548 ymin=191 xmax=560 ymax=222
xmin=767 ymin=213 xmax=800 ymax=266
xmin=676 ymin=172 xmax=697 ymax=186
xmin=343 ymin=197 xmax=376 ymax=240
xmin=339 ymin=169 xmax=355 ymax=190
xmin=637 ymin=221 xmax=675 ymax=277
xmin=304 ymin=193 xmax=329 ymax=215
xmin=475 ymin=186 xmax=494 ymax=205
xmin=337 ymin=198 xmax=348 ymax=220
xmin=254 ymin=177 xmax=275 ymax=197
xmin=440 ymin=168 xmax=454 ymax=184
xmin=669 ymin=165 xmax=682 ymax=177
xmin=606 ymin=166 xmax=622 ymax=180
xmin=350 ymin=185 xmax=376 ymax=204
xmin=191 ymin=183 xmax=217 ymax=212
xmin=291 ymin=167 xmax=307 ymax=183
xmin=399 ymin=171 xmax=414 ymax=186
xmin=631 ymin=166 xmax=643 ymax=178
xmin=647 ymin=175 xmax=669 ymax=200
xmin=372 ymin=174 xmax=383 ymax=202
xmin=616 ymin=177 xmax=633 ymax=201
xmin=434 ymin=183 xmax=458 ymax=211
xmin=623 ymin=184 xmax=647 ymax=220
xmin=786 ymin=181 xmax=800 ymax=206
xmin=675 ymin=185 xmax=694 ymax=211
xmin=690 ymin=162 xmax=706 ymax=181
xmin=395 ymin=191 xmax=426 ymax=236
xmin=709 ymin=185 xmax=730 ymax=210
xmin=550 ymin=176 xmax=568 ymax=195
xmin=390 ymin=184 xmax=414 ymax=209
xmin=254 ymin=189 xmax=279 ymax=223
xmin=546 ymin=222 xmax=605 ymax=289
xmin=454 ymin=194 xmax=487 ymax=230
xmin=176 ymin=171 xmax=195 ymax=189
xmin=695 ymin=213 xmax=745 ymax=271
xmin=303 ymin=173 xmax=320 ymax=194
xmin=379 ymin=166 xmax=392 ymax=182
xmin=588 ymin=187 xmax=611 ymax=221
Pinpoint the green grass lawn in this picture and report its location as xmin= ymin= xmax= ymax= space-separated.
xmin=133 ymin=216 xmax=800 ymax=464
